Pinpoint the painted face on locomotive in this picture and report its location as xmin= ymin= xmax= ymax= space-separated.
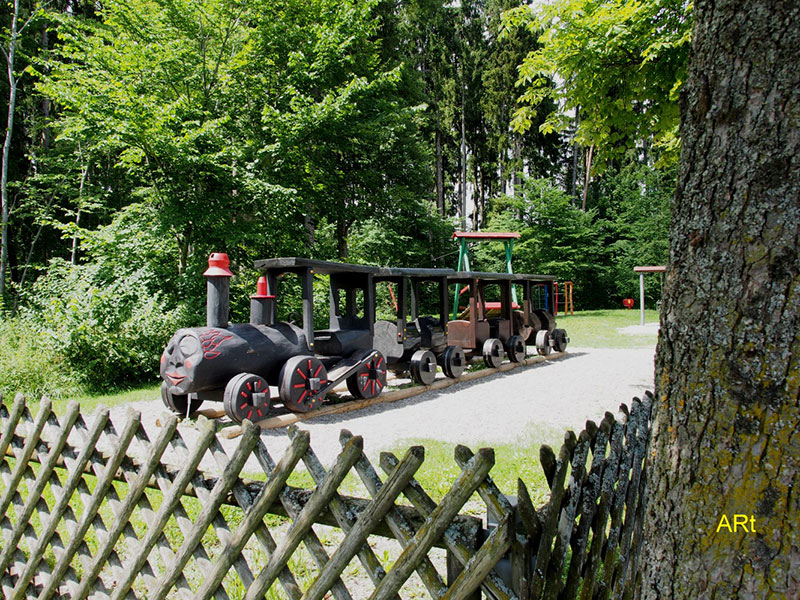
xmin=160 ymin=327 xmax=231 ymax=395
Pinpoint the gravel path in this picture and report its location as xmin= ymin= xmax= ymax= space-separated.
xmin=105 ymin=346 xmax=656 ymax=472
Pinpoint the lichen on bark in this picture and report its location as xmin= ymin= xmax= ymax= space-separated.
xmin=639 ymin=1 xmax=800 ymax=598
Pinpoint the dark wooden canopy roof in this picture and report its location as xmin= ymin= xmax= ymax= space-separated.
xmin=448 ymin=271 xmax=555 ymax=283
xmin=254 ymin=257 xmax=378 ymax=275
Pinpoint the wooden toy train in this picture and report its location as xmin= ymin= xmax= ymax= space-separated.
xmin=160 ymin=254 xmax=569 ymax=422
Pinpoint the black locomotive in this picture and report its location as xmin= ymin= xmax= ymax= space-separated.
xmin=160 ymin=253 xmax=568 ymax=422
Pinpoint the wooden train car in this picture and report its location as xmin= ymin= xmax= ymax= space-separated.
xmin=159 ymin=254 xmax=568 ymax=422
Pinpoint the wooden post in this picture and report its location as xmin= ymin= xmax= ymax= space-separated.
xmin=639 ymin=272 xmax=645 ymax=326
xmin=447 ymin=526 xmax=481 ymax=600
xmin=302 ymin=267 xmax=315 ymax=348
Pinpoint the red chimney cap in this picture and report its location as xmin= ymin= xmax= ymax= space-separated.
xmin=250 ymin=276 xmax=275 ymax=299
xmin=204 ymin=253 xmax=233 ymax=277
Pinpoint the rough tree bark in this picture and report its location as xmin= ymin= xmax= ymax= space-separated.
xmin=640 ymin=1 xmax=799 ymax=598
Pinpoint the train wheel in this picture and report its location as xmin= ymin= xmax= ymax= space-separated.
xmin=482 ymin=338 xmax=504 ymax=369
xmin=161 ymin=382 xmax=203 ymax=417
xmin=279 ymin=356 xmax=328 ymax=412
xmin=441 ymin=345 xmax=466 ymax=379
xmin=410 ymin=350 xmax=437 ymax=386
xmin=534 ymin=309 xmax=555 ymax=333
xmin=535 ymin=330 xmax=552 ymax=356
xmin=552 ymin=328 xmax=570 ymax=352
xmin=506 ymin=335 xmax=527 ymax=363
xmin=346 ymin=351 xmax=387 ymax=399
xmin=223 ymin=373 xmax=270 ymax=423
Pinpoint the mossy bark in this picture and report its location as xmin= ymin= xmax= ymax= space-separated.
xmin=640 ymin=1 xmax=800 ymax=598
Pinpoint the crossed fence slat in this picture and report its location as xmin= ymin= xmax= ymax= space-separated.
xmin=288 ymin=426 xmax=396 ymax=599
xmin=251 ymin=434 xmax=353 ymax=600
xmin=0 ymin=390 xmax=654 ymax=600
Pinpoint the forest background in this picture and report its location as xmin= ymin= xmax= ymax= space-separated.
xmin=0 ymin=0 xmax=690 ymax=396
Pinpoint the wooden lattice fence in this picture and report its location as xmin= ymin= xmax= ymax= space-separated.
xmin=0 ymin=391 xmax=653 ymax=599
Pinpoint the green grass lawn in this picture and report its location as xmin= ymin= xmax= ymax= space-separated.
xmin=555 ymin=308 xmax=660 ymax=348
xmin=381 ymin=422 xmax=566 ymax=512
xmin=48 ymin=382 xmax=163 ymax=416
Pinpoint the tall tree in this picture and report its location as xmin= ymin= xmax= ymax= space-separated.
xmin=1 ymin=0 xmax=38 ymax=309
xmin=253 ymin=0 xmax=432 ymax=259
xmin=641 ymin=0 xmax=799 ymax=597
xmin=406 ymin=0 xmax=459 ymax=218
xmin=506 ymin=0 xmax=691 ymax=170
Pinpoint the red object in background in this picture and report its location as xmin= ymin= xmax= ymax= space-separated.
xmin=623 ymin=298 xmax=634 ymax=309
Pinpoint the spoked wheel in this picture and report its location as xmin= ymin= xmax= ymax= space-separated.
xmin=482 ymin=338 xmax=504 ymax=369
xmin=410 ymin=350 xmax=437 ymax=386
xmin=440 ymin=345 xmax=466 ymax=379
xmin=223 ymin=373 xmax=270 ymax=423
xmin=506 ymin=335 xmax=527 ymax=363
xmin=552 ymin=328 xmax=570 ymax=352
xmin=279 ymin=356 xmax=329 ymax=412
xmin=161 ymin=382 xmax=203 ymax=417
xmin=346 ymin=351 xmax=387 ymax=399
xmin=535 ymin=330 xmax=552 ymax=356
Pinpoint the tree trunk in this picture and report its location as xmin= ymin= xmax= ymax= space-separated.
xmin=303 ymin=201 xmax=315 ymax=247
xmin=460 ymin=80 xmax=467 ymax=230
xmin=40 ymin=24 xmax=51 ymax=149
xmin=570 ymin=107 xmax=579 ymax=198
xmin=512 ymin=134 xmax=521 ymax=197
xmin=0 ymin=0 xmax=21 ymax=310
xmin=581 ymin=144 xmax=593 ymax=211
xmin=435 ymin=106 xmax=444 ymax=216
xmin=640 ymin=1 xmax=800 ymax=598
xmin=336 ymin=214 xmax=348 ymax=260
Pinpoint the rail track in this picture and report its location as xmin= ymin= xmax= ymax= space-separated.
xmin=198 ymin=351 xmax=569 ymax=438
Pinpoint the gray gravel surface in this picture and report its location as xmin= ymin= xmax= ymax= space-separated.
xmin=106 ymin=346 xmax=656 ymax=472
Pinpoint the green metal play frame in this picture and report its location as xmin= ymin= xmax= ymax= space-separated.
xmin=451 ymin=231 xmax=521 ymax=319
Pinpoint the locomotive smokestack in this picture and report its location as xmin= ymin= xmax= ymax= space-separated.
xmin=204 ymin=253 xmax=233 ymax=328
xmin=250 ymin=276 xmax=275 ymax=325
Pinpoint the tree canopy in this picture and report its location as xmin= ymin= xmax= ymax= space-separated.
xmin=505 ymin=0 xmax=692 ymax=168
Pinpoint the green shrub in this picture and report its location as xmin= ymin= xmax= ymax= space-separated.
xmin=23 ymin=260 xmax=188 ymax=392
xmin=0 ymin=317 xmax=82 ymax=400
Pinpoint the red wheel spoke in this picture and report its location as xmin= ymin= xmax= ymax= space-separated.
xmin=375 ymin=380 xmax=383 ymax=391
xmin=362 ymin=379 xmax=371 ymax=392
xmin=298 ymin=391 xmax=308 ymax=403
xmin=240 ymin=403 xmax=248 ymax=410
xmin=314 ymin=365 xmax=322 ymax=377
xmin=296 ymin=368 xmax=307 ymax=379
xmin=247 ymin=382 xmax=252 ymax=391
xmin=240 ymin=391 xmax=248 ymax=398
xmin=293 ymin=383 xmax=306 ymax=388
xmin=376 ymin=356 xmax=384 ymax=367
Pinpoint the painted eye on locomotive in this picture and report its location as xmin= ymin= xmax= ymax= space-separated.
xmin=160 ymin=329 xmax=206 ymax=395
